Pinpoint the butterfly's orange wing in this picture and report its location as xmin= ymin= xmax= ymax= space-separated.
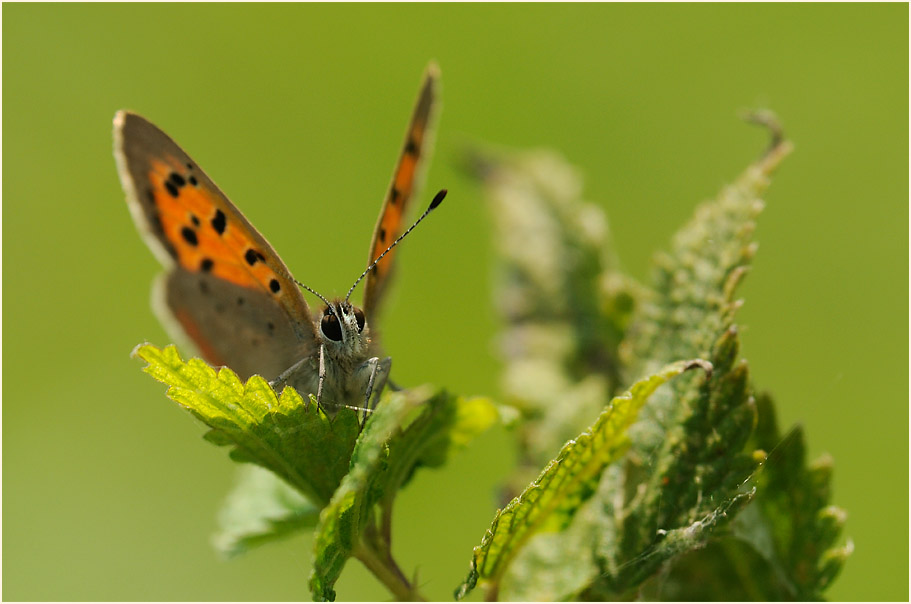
xmin=114 ymin=111 xmax=317 ymax=380
xmin=362 ymin=63 xmax=439 ymax=320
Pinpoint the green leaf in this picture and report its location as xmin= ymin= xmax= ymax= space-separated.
xmin=309 ymin=388 xmax=497 ymax=601
xmin=623 ymin=136 xmax=794 ymax=441
xmin=580 ymin=125 xmax=848 ymax=600
xmin=386 ymin=395 xmax=499 ymax=493
xmin=497 ymin=497 xmax=601 ymax=601
xmin=729 ymin=393 xmax=852 ymax=599
xmin=213 ymin=465 xmax=320 ymax=558
xmin=572 ymin=133 xmax=796 ymax=598
xmin=623 ymin=400 xmax=852 ymax=601
xmin=633 ymin=533 xmax=791 ymax=600
xmin=588 ymin=328 xmax=760 ymax=593
xmin=133 ymin=343 xmax=359 ymax=508
xmin=310 ymin=387 xmax=474 ymax=601
xmin=456 ymin=360 xmax=710 ymax=600
xmin=309 ymin=389 xmax=415 ymax=601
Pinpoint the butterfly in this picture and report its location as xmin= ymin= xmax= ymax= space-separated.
xmin=114 ymin=64 xmax=442 ymax=414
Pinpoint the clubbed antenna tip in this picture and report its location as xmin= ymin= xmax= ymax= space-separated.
xmin=345 ymin=188 xmax=449 ymax=302
xmin=429 ymin=188 xmax=447 ymax=210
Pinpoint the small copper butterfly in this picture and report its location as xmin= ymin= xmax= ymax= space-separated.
xmin=114 ymin=64 xmax=443 ymax=413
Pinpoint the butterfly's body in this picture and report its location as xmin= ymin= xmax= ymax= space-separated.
xmin=116 ymin=65 xmax=438 ymax=413
xmin=271 ymin=300 xmax=391 ymax=412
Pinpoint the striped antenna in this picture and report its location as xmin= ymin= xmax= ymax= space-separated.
xmin=290 ymin=277 xmax=333 ymax=311
xmin=345 ymin=189 xmax=447 ymax=303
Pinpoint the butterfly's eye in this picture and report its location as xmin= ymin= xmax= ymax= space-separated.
xmin=354 ymin=308 xmax=366 ymax=332
xmin=321 ymin=312 xmax=343 ymax=342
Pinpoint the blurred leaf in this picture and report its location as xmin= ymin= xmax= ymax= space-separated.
xmin=467 ymin=148 xmax=639 ymax=468
xmin=214 ymin=465 xmax=320 ymax=558
xmin=456 ymin=360 xmax=710 ymax=600
xmin=134 ymin=343 xmax=359 ymax=508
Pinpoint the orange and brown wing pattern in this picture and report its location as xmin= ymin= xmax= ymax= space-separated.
xmin=362 ymin=63 xmax=440 ymax=319
xmin=114 ymin=111 xmax=317 ymax=374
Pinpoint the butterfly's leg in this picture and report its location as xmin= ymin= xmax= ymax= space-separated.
xmin=362 ymin=356 xmax=392 ymax=410
xmin=270 ymin=354 xmax=319 ymax=407
xmin=317 ymin=343 xmax=328 ymax=407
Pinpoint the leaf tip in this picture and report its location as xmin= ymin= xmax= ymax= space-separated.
xmin=683 ymin=358 xmax=714 ymax=379
xmin=454 ymin=561 xmax=479 ymax=601
xmin=130 ymin=341 xmax=153 ymax=359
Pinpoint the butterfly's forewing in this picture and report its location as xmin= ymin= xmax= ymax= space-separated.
xmin=114 ymin=111 xmax=317 ymax=380
xmin=362 ymin=63 xmax=439 ymax=320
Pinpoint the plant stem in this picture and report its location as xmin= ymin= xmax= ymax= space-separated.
xmin=381 ymin=497 xmax=395 ymax=545
xmin=354 ymin=539 xmax=426 ymax=601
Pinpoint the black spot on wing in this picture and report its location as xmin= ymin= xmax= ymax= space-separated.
xmin=181 ymin=226 xmax=198 ymax=246
xmin=165 ymin=181 xmax=179 ymax=198
xmin=169 ymin=172 xmax=186 ymax=188
xmin=245 ymin=248 xmax=265 ymax=266
xmin=200 ymin=258 xmax=214 ymax=272
xmin=269 ymin=279 xmax=281 ymax=293
xmin=390 ymin=187 xmax=400 ymax=205
xmin=189 ymin=213 xmax=200 ymax=227
xmin=405 ymin=137 xmax=418 ymax=155
xmin=211 ymin=209 xmax=226 ymax=235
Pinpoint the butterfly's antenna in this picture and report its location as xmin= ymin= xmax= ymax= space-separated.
xmin=345 ymin=189 xmax=447 ymax=302
xmin=270 ymin=260 xmax=337 ymax=314
xmin=290 ymin=277 xmax=334 ymax=312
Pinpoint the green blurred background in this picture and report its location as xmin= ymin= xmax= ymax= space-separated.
xmin=4 ymin=4 xmax=907 ymax=601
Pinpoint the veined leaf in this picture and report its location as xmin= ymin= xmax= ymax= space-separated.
xmin=386 ymin=395 xmax=499 ymax=494
xmin=598 ymin=134 xmax=794 ymax=590
xmin=214 ymin=465 xmax=320 ymax=558
xmin=594 ymin=327 xmax=761 ymax=593
xmin=579 ymin=123 xmax=850 ymax=599
xmin=134 ymin=343 xmax=359 ymax=508
xmin=309 ymin=388 xmax=420 ymax=601
xmin=623 ymin=134 xmax=793 ymax=447
xmin=456 ymin=360 xmax=710 ymax=600
xmin=310 ymin=388 xmax=495 ymax=602
xmin=729 ymin=393 xmax=852 ymax=599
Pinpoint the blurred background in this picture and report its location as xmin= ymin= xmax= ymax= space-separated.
xmin=3 ymin=4 xmax=907 ymax=601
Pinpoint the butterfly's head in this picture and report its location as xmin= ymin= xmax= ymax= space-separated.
xmin=319 ymin=300 xmax=369 ymax=356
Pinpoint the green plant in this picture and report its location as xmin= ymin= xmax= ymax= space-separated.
xmin=135 ymin=114 xmax=850 ymax=601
